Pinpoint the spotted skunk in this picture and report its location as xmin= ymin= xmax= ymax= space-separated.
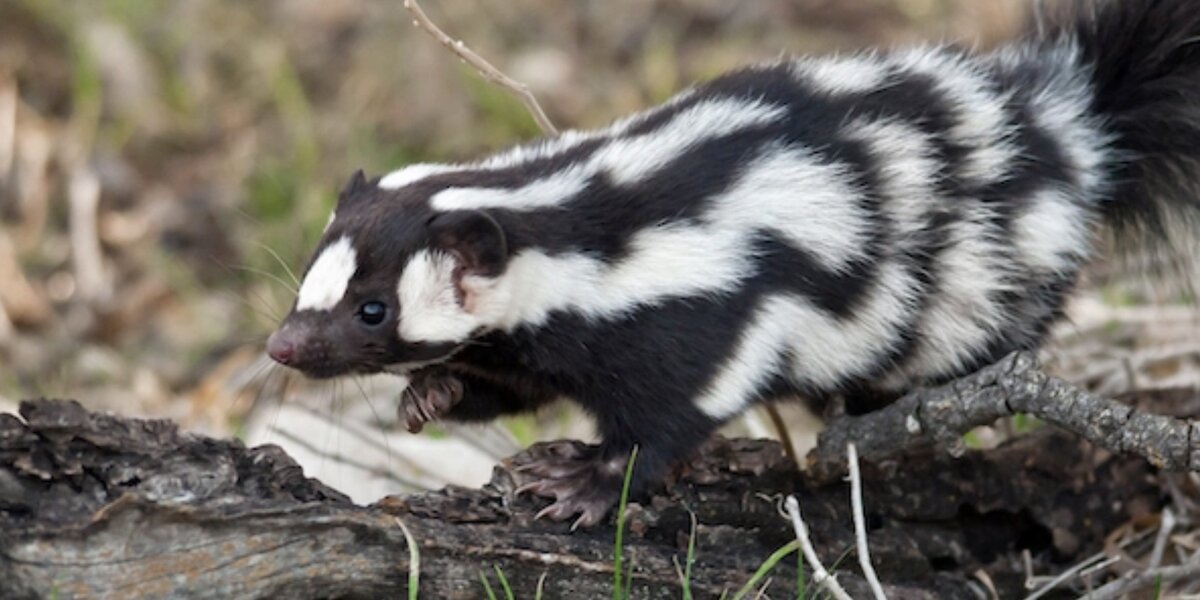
xmin=267 ymin=0 xmax=1200 ymax=527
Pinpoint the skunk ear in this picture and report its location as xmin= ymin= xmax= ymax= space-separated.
xmin=428 ymin=210 xmax=508 ymax=277
xmin=339 ymin=169 xmax=370 ymax=200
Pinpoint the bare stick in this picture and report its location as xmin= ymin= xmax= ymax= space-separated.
xmin=764 ymin=404 xmax=799 ymax=466
xmin=1022 ymin=553 xmax=1107 ymax=600
xmin=784 ymin=495 xmax=853 ymax=600
xmin=848 ymin=444 xmax=887 ymax=600
xmin=809 ymin=351 xmax=1200 ymax=481
xmin=401 ymin=0 xmax=559 ymax=136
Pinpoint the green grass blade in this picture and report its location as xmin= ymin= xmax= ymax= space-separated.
xmin=613 ymin=445 xmax=640 ymax=599
xmin=494 ymin=565 xmax=514 ymax=600
xmin=480 ymin=572 xmax=498 ymax=600
xmin=682 ymin=508 xmax=698 ymax=600
xmin=535 ymin=571 xmax=548 ymax=600
xmin=393 ymin=517 xmax=420 ymax=600
xmin=731 ymin=540 xmax=800 ymax=600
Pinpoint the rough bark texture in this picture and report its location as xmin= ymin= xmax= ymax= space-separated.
xmin=810 ymin=351 xmax=1200 ymax=481
xmin=0 ymin=397 xmax=1175 ymax=599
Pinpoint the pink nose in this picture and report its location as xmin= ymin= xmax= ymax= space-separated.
xmin=266 ymin=332 xmax=295 ymax=364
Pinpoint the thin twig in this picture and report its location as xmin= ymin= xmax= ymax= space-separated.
xmin=1150 ymin=508 xmax=1178 ymax=569
xmin=1076 ymin=556 xmax=1121 ymax=584
xmin=1022 ymin=553 xmax=1107 ymax=600
xmin=848 ymin=444 xmax=887 ymax=599
xmin=1084 ymin=553 xmax=1200 ymax=600
xmin=1022 ymin=549 xmax=1035 ymax=590
xmin=401 ymin=0 xmax=558 ymax=136
xmin=784 ymin=495 xmax=853 ymax=600
xmin=1022 ymin=528 xmax=1158 ymax=599
xmin=764 ymin=404 xmax=799 ymax=466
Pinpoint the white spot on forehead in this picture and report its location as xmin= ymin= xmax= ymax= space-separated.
xmin=297 ymin=236 xmax=358 ymax=311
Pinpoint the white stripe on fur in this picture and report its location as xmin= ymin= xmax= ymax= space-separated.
xmin=455 ymin=142 xmax=874 ymax=332
xmin=707 ymin=145 xmax=870 ymax=272
xmin=428 ymin=98 xmax=787 ymax=212
xmin=430 ymin=166 xmax=589 ymax=211
xmin=845 ymin=117 xmax=942 ymax=230
xmin=1014 ymin=187 xmax=1093 ymax=273
xmin=595 ymin=98 xmax=786 ymax=185
xmin=882 ymin=206 xmax=1017 ymax=388
xmin=482 ymin=223 xmax=754 ymax=330
xmin=786 ymin=259 xmax=921 ymax=389
xmin=1026 ymin=74 xmax=1111 ymax=194
xmin=694 ymin=297 xmax=790 ymax=419
xmin=475 ymin=130 xmax=601 ymax=170
xmin=896 ymin=48 xmax=1017 ymax=185
xmin=794 ymin=54 xmax=890 ymax=95
xmin=698 ymin=258 xmax=924 ymax=419
xmin=379 ymin=163 xmax=460 ymax=189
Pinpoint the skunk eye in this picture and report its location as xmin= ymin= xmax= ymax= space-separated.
xmin=357 ymin=301 xmax=387 ymax=326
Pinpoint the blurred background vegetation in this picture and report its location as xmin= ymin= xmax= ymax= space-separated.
xmin=2 ymin=0 xmax=1197 ymax=500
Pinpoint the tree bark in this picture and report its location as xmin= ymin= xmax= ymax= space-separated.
xmin=0 ymin=397 xmax=1174 ymax=599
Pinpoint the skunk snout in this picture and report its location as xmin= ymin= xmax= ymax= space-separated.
xmin=266 ymin=329 xmax=297 ymax=365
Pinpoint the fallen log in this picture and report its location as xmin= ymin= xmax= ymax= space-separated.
xmin=0 ymin=398 xmax=1170 ymax=598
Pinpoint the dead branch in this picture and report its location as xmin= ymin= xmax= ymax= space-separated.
xmin=808 ymin=351 xmax=1200 ymax=481
xmin=0 ymin=398 xmax=1170 ymax=598
xmin=402 ymin=0 xmax=559 ymax=136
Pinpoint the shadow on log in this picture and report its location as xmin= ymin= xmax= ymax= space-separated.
xmin=0 ymin=398 xmax=1175 ymax=598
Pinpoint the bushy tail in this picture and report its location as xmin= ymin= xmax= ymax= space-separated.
xmin=1049 ymin=0 xmax=1200 ymax=268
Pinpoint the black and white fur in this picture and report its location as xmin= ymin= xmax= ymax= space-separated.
xmin=268 ymin=0 xmax=1200 ymax=527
